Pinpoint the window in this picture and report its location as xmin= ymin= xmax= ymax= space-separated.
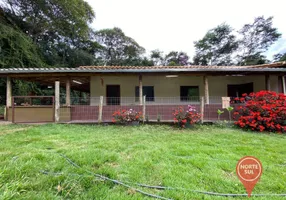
xmin=135 ymin=86 xmax=154 ymax=101
xmin=180 ymin=86 xmax=199 ymax=101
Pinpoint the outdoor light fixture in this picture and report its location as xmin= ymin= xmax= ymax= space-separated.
xmin=166 ymin=75 xmax=179 ymax=78
xmin=73 ymin=80 xmax=82 ymax=84
xmin=47 ymin=86 xmax=53 ymax=89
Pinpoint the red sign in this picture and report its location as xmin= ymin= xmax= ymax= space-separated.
xmin=236 ymin=156 xmax=263 ymax=197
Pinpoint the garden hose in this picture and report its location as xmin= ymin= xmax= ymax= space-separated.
xmin=40 ymin=153 xmax=286 ymax=199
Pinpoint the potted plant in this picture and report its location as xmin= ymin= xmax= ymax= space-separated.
xmin=112 ymin=109 xmax=142 ymax=126
xmin=173 ymin=105 xmax=201 ymax=128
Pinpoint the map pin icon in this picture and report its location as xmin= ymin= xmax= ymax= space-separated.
xmin=236 ymin=156 xmax=263 ymax=197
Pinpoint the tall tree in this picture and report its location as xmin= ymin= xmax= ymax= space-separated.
xmin=150 ymin=49 xmax=164 ymax=66
xmin=237 ymin=16 xmax=281 ymax=65
xmin=0 ymin=11 xmax=45 ymax=68
xmin=193 ymin=24 xmax=238 ymax=66
xmin=1 ymin=0 xmax=99 ymax=68
xmin=95 ymin=27 xmax=145 ymax=66
xmin=164 ymin=51 xmax=190 ymax=66
xmin=2 ymin=0 xmax=95 ymax=43
xmin=273 ymin=53 xmax=286 ymax=62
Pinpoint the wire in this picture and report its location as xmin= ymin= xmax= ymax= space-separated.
xmin=41 ymin=153 xmax=286 ymax=199
xmin=58 ymin=153 xmax=172 ymax=200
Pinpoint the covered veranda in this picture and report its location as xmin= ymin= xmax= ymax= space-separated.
xmin=1 ymin=63 xmax=286 ymax=123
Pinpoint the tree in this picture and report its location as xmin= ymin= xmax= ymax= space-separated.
xmin=164 ymin=51 xmax=190 ymax=66
xmin=0 ymin=19 xmax=45 ymax=68
xmin=273 ymin=53 xmax=286 ymax=62
xmin=193 ymin=24 xmax=238 ymax=66
xmin=237 ymin=16 xmax=281 ymax=65
xmin=0 ymin=0 xmax=99 ymax=97
xmin=1 ymin=0 xmax=100 ymax=68
xmin=2 ymin=0 xmax=95 ymax=43
xmin=95 ymin=27 xmax=145 ymax=66
xmin=150 ymin=49 xmax=164 ymax=66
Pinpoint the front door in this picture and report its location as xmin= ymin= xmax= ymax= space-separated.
xmin=227 ymin=82 xmax=253 ymax=97
xmin=106 ymin=85 xmax=120 ymax=105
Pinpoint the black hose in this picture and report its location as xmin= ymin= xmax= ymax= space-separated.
xmin=41 ymin=153 xmax=286 ymax=198
xmin=58 ymin=153 xmax=172 ymax=200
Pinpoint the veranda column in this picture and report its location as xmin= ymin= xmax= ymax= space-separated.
xmin=6 ymin=76 xmax=12 ymax=108
xmin=139 ymin=74 xmax=143 ymax=105
xmin=55 ymin=81 xmax=60 ymax=122
xmin=6 ymin=76 xmax=12 ymax=121
xmin=282 ymin=76 xmax=286 ymax=94
xmin=203 ymin=76 xmax=209 ymax=104
xmin=66 ymin=78 xmax=71 ymax=106
xmin=265 ymin=74 xmax=271 ymax=91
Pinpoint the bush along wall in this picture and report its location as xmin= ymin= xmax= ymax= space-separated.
xmin=234 ymin=91 xmax=286 ymax=133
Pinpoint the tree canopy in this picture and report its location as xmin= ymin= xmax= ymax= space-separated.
xmin=193 ymin=16 xmax=282 ymax=66
xmin=95 ymin=27 xmax=146 ymax=66
xmin=193 ymin=24 xmax=238 ymax=66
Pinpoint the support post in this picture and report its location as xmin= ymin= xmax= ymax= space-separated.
xmin=98 ymin=96 xmax=103 ymax=123
xmin=6 ymin=76 xmax=12 ymax=121
xmin=200 ymin=96 xmax=204 ymax=123
xmin=203 ymin=76 xmax=209 ymax=104
xmin=265 ymin=74 xmax=270 ymax=91
xmin=55 ymin=81 xmax=60 ymax=122
xmin=282 ymin=76 xmax=286 ymax=94
xmin=6 ymin=76 xmax=12 ymax=108
xmin=143 ymin=95 xmax=146 ymax=123
xmin=66 ymin=78 xmax=71 ymax=106
xmin=139 ymin=74 xmax=143 ymax=105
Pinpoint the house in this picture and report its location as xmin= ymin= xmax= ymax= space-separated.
xmin=1 ymin=62 xmax=286 ymax=123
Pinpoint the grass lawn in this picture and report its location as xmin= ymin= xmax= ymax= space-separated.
xmin=0 ymin=124 xmax=285 ymax=200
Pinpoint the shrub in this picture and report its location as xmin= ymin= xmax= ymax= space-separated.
xmin=173 ymin=105 xmax=202 ymax=128
xmin=112 ymin=109 xmax=142 ymax=124
xmin=234 ymin=91 xmax=286 ymax=133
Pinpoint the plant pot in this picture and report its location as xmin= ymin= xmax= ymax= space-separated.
xmin=185 ymin=121 xmax=193 ymax=129
xmin=125 ymin=121 xmax=140 ymax=126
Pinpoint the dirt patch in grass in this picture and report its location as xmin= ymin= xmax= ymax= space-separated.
xmin=0 ymin=126 xmax=33 ymax=135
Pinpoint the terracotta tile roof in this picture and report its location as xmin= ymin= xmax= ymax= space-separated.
xmin=79 ymin=61 xmax=286 ymax=70
xmin=0 ymin=62 xmax=285 ymax=74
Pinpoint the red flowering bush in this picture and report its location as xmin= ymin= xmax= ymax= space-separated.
xmin=234 ymin=91 xmax=286 ymax=133
xmin=173 ymin=105 xmax=202 ymax=128
xmin=112 ymin=109 xmax=142 ymax=123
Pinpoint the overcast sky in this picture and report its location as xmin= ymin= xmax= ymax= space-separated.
xmin=86 ymin=0 xmax=286 ymax=60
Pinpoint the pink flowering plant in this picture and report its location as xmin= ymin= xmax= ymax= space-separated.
xmin=112 ymin=109 xmax=143 ymax=123
xmin=173 ymin=105 xmax=202 ymax=128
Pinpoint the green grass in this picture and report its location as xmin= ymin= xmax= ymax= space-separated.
xmin=0 ymin=124 xmax=285 ymax=200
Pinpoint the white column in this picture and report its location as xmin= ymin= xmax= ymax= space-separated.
xmin=98 ymin=96 xmax=103 ymax=123
xmin=55 ymin=81 xmax=60 ymax=122
xmin=203 ymin=76 xmax=209 ymax=104
xmin=282 ymin=76 xmax=286 ymax=94
xmin=139 ymin=75 xmax=143 ymax=105
xmin=6 ymin=76 xmax=12 ymax=108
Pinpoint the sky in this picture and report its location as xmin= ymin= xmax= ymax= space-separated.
xmin=86 ymin=0 xmax=286 ymax=60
